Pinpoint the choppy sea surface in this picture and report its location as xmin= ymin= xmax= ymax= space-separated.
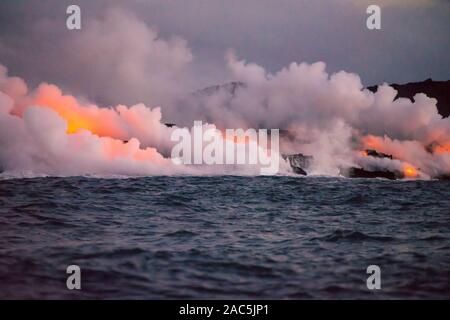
xmin=0 ymin=176 xmax=449 ymax=299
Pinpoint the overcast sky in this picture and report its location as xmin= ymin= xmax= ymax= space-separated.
xmin=0 ymin=0 xmax=449 ymax=106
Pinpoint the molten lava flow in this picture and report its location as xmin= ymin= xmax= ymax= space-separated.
xmin=403 ymin=165 xmax=418 ymax=178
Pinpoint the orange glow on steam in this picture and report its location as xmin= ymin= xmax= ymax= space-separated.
xmin=359 ymin=150 xmax=368 ymax=157
xmin=433 ymin=145 xmax=450 ymax=155
xmin=403 ymin=165 xmax=418 ymax=178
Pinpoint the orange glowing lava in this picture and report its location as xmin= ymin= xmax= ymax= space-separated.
xmin=403 ymin=165 xmax=418 ymax=178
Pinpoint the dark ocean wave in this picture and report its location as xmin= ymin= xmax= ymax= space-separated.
xmin=312 ymin=230 xmax=397 ymax=242
xmin=0 ymin=176 xmax=449 ymax=299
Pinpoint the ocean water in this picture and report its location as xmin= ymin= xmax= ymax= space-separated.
xmin=0 ymin=176 xmax=449 ymax=299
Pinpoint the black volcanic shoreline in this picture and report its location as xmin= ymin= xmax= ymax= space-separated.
xmin=367 ymin=79 xmax=450 ymax=118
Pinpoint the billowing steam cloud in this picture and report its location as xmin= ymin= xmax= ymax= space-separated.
xmin=0 ymin=9 xmax=449 ymax=179
xmin=0 ymin=64 xmax=286 ymax=177
xmin=60 ymin=8 xmax=195 ymax=110
xmin=174 ymin=51 xmax=450 ymax=178
xmin=0 ymin=66 xmax=176 ymax=176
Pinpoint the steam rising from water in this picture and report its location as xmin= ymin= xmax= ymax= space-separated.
xmin=0 ymin=65 xmax=287 ymax=177
xmin=0 ymin=9 xmax=449 ymax=179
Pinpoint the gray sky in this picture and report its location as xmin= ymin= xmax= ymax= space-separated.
xmin=0 ymin=0 xmax=449 ymax=106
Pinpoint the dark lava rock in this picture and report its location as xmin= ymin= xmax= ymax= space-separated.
xmin=343 ymin=167 xmax=398 ymax=180
xmin=341 ymin=149 xmax=398 ymax=179
xmin=194 ymin=81 xmax=246 ymax=97
xmin=282 ymin=153 xmax=313 ymax=176
xmin=365 ymin=149 xmax=393 ymax=159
